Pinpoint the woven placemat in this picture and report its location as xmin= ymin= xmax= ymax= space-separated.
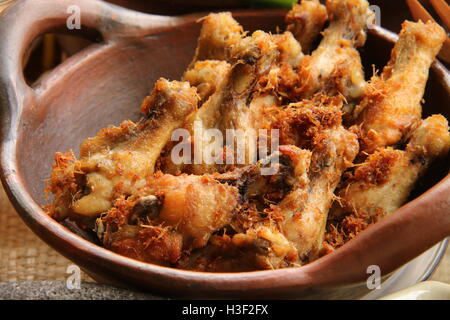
xmin=0 ymin=185 xmax=92 ymax=282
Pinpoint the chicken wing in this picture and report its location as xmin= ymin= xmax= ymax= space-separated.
xmin=354 ymin=21 xmax=447 ymax=154
xmin=190 ymin=12 xmax=244 ymax=66
xmin=183 ymin=60 xmax=232 ymax=105
xmin=278 ymin=127 xmax=359 ymax=262
xmin=169 ymin=30 xmax=280 ymax=175
xmin=285 ymin=0 xmax=328 ymax=54
xmin=48 ymin=79 xmax=198 ymax=219
xmin=296 ymin=0 xmax=369 ymax=100
xmin=179 ymin=148 xmax=311 ymax=271
xmin=159 ymin=60 xmax=232 ymax=175
xmin=332 ymin=115 xmax=450 ymax=221
xmin=98 ymin=174 xmax=239 ymax=266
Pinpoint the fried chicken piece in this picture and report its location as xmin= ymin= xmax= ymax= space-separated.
xmin=232 ymin=32 xmax=303 ymax=141
xmin=265 ymin=97 xmax=356 ymax=262
xmin=175 ymin=149 xmax=309 ymax=271
xmin=333 ymin=115 xmax=450 ymax=219
xmin=217 ymin=150 xmax=302 ymax=209
xmin=105 ymin=221 xmax=184 ymax=267
xmin=195 ymin=148 xmax=310 ymax=270
xmin=148 ymin=174 xmax=239 ymax=249
xmin=261 ymin=31 xmax=305 ymax=102
xmin=230 ymin=224 xmax=300 ymax=270
xmin=169 ymin=31 xmax=280 ymax=175
xmin=285 ymin=0 xmax=328 ymax=54
xmin=47 ymin=151 xmax=83 ymax=221
xmin=190 ymin=12 xmax=244 ymax=66
xmin=278 ymin=127 xmax=359 ymax=262
xmin=98 ymin=196 xmax=184 ymax=267
xmin=48 ymin=79 xmax=198 ymax=219
xmin=355 ymin=21 xmax=447 ymax=154
xmin=191 ymin=32 xmax=303 ymax=172
xmin=217 ymin=30 xmax=278 ymax=134
xmin=183 ymin=60 xmax=232 ymax=105
xmin=183 ymin=60 xmax=234 ymax=175
xmin=179 ymin=224 xmax=300 ymax=272
xmin=297 ymin=0 xmax=369 ymax=100
xmin=272 ymin=31 xmax=304 ymax=69
xmin=272 ymin=94 xmax=344 ymax=148
xmin=159 ymin=60 xmax=233 ymax=175
xmin=99 ymin=173 xmax=240 ymax=266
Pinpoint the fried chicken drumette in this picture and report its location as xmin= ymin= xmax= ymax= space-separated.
xmin=354 ymin=20 xmax=447 ymax=154
xmin=285 ymin=0 xmax=328 ymax=54
xmin=333 ymin=115 xmax=450 ymax=221
xmin=296 ymin=0 xmax=369 ymax=100
xmin=48 ymin=79 xmax=198 ymax=219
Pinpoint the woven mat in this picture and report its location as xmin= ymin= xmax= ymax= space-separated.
xmin=0 ymin=185 xmax=92 ymax=282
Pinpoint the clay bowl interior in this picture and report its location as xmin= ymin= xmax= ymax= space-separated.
xmin=1 ymin=0 xmax=449 ymax=299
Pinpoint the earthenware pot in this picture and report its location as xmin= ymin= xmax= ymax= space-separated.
xmin=0 ymin=0 xmax=449 ymax=299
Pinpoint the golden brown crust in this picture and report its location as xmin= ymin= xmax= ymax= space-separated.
xmin=295 ymin=0 xmax=369 ymax=100
xmin=355 ymin=21 xmax=446 ymax=154
xmin=331 ymin=115 xmax=450 ymax=226
xmin=285 ymin=0 xmax=328 ymax=54
xmin=48 ymin=79 xmax=198 ymax=219
xmin=190 ymin=12 xmax=243 ymax=65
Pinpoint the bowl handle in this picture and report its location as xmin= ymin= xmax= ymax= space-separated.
xmin=0 ymin=0 xmax=199 ymax=117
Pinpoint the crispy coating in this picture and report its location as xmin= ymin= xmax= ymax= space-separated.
xmin=272 ymin=94 xmax=344 ymax=148
xmin=149 ymin=174 xmax=239 ymax=249
xmin=285 ymin=0 xmax=328 ymax=54
xmin=332 ymin=115 xmax=450 ymax=221
xmin=99 ymin=174 xmax=240 ymax=266
xmin=183 ymin=60 xmax=231 ymax=105
xmin=190 ymin=12 xmax=244 ymax=65
xmin=279 ymin=127 xmax=359 ymax=262
xmin=296 ymin=0 xmax=369 ymax=100
xmin=355 ymin=21 xmax=446 ymax=154
xmin=49 ymin=79 xmax=198 ymax=219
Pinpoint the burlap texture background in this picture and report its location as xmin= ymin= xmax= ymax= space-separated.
xmin=0 ymin=186 xmax=92 ymax=282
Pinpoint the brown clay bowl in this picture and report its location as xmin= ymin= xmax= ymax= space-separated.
xmin=0 ymin=0 xmax=449 ymax=299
